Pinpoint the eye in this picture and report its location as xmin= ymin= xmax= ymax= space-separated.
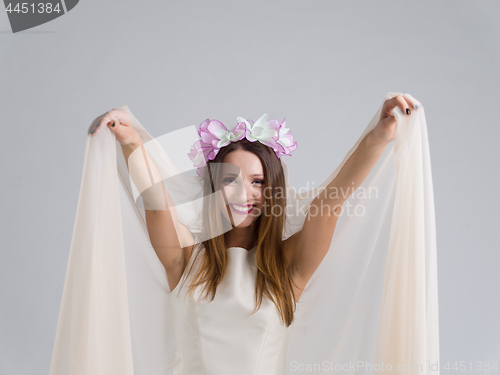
xmin=253 ymin=179 xmax=265 ymax=185
xmin=223 ymin=177 xmax=236 ymax=185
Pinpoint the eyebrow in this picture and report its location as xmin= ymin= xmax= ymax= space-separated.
xmin=221 ymin=173 xmax=264 ymax=177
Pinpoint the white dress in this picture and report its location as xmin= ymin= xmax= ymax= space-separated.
xmin=170 ymin=246 xmax=292 ymax=375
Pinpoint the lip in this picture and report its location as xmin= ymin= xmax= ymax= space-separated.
xmin=228 ymin=203 xmax=255 ymax=215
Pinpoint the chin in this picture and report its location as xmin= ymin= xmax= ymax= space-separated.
xmin=234 ymin=217 xmax=258 ymax=228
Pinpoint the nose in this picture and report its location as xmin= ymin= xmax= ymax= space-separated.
xmin=229 ymin=178 xmax=256 ymax=204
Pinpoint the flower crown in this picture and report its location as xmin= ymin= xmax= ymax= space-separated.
xmin=188 ymin=113 xmax=297 ymax=178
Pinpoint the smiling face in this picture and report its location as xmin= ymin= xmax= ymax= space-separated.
xmin=217 ymin=150 xmax=266 ymax=228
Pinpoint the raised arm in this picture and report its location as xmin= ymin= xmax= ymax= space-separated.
xmin=285 ymin=95 xmax=417 ymax=296
xmin=91 ymin=108 xmax=194 ymax=291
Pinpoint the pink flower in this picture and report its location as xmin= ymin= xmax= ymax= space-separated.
xmin=275 ymin=118 xmax=297 ymax=158
xmin=188 ymin=119 xmax=248 ymax=178
xmin=188 ymin=114 xmax=297 ymax=178
xmin=198 ymin=119 xmax=247 ymax=157
xmin=187 ymin=139 xmax=213 ymax=178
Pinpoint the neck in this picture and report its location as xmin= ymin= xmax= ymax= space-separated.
xmin=225 ymin=222 xmax=257 ymax=250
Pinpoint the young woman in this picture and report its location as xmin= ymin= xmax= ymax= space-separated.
xmin=84 ymin=94 xmax=419 ymax=374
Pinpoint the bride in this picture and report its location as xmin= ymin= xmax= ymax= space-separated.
xmin=87 ymin=94 xmax=416 ymax=374
xmin=50 ymin=93 xmax=438 ymax=375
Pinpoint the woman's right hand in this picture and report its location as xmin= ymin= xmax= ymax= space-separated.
xmin=90 ymin=107 xmax=142 ymax=147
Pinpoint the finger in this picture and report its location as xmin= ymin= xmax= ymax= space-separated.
xmin=106 ymin=118 xmax=118 ymax=129
xmin=387 ymin=95 xmax=411 ymax=116
xmin=98 ymin=113 xmax=113 ymax=128
xmin=89 ymin=113 xmax=110 ymax=136
xmin=111 ymin=108 xmax=129 ymax=123
xmin=403 ymin=93 xmax=423 ymax=110
xmin=100 ymin=109 xmax=122 ymax=128
xmin=104 ymin=111 xmax=124 ymax=129
xmin=401 ymin=95 xmax=415 ymax=111
xmin=92 ymin=109 xmax=128 ymax=136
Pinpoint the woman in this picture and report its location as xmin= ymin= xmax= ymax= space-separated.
xmin=50 ymin=93 xmax=439 ymax=375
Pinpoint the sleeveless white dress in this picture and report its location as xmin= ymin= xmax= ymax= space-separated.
xmin=169 ymin=246 xmax=292 ymax=375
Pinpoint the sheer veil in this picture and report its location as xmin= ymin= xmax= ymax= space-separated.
xmin=49 ymin=92 xmax=439 ymax=375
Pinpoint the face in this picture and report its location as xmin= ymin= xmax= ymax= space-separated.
xmin=217 ymin=150 xmax=266 ymax=228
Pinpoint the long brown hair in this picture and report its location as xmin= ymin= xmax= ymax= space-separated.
xmin=181 ymin=139 xmax=297 ymax=326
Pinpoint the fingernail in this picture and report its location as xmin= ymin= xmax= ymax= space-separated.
xmin=111 ymin=121 xmax=115 ymax=127
xmin=406 ymin=108 xmax=411 ymax=115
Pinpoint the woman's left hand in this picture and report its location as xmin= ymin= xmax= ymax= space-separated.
xmin=370 ymin=94 xmax=419 ymax=144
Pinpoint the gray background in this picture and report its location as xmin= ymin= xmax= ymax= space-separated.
xmin=1 ymin=0 xmax=499 ymax=373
